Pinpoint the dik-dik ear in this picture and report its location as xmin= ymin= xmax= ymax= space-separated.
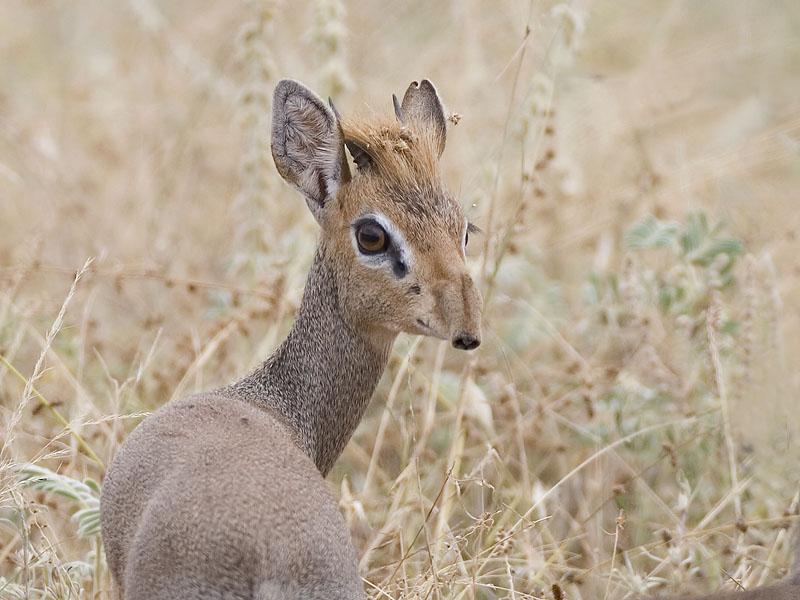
xmin=271 ymin=79 xmax=351 ymax=223
xmin=400 ymin=79 xmax=448 ymax=157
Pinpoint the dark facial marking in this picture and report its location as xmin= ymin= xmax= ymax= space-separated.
xmin=388 ymin=245 xmax=407 ymax=278
xmin=409 ymin=284 xmax=421 ymax=295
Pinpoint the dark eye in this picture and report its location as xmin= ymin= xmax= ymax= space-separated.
xmin=464 ymin=230 xmax=469 ymax=248
xmin=356 ymin=221 xmax=389 ymax=254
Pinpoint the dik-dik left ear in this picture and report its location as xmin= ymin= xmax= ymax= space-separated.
xmin=271 ymin=79 xmax=351 ymax=223
xmin=400 ymin=79 xmax=448 ymax=157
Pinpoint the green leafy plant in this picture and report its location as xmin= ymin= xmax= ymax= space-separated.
xmin=18 ymin=464 xmax=102 ymax=539
xmin=626 ymin=213 xmax=743 ymax=271
xmin=624 ymin=213 xmax=745 ymax=315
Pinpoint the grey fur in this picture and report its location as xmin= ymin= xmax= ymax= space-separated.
xmin=101 ymin=248 xmax=382 ymax=599
xmin=226 ymin=247 xmax=391 ymax=477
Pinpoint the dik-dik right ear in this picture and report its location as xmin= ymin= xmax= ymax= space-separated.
xmin=271 ymin=79 xmax=351 ymax=224
xmin=400 ymin=79 xmax=448 ymax=157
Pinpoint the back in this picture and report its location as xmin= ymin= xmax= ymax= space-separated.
xmin=100 ymin=393 xmax=363 ymax=600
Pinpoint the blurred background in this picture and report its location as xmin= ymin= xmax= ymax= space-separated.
xmin=1 ymin=1 xmax=799 ymax=598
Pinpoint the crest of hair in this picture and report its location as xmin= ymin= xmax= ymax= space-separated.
xmin=341 ymin=115 xmax=444 ymax=187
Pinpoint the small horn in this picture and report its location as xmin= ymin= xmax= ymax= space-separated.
xmin=328 ymin=97 xmax=342 ymax=121
xmin=327 ymin=97 xmax=351 ymax=183
xmin=392 ymin=94 xmax=406 ymax=123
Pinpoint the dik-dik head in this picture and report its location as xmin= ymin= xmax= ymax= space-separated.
xmin=271 ymin=78 xmax=482 ymax=350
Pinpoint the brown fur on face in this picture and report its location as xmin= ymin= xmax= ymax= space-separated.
xmin=321 ymin=116 xmax=482 ymax=347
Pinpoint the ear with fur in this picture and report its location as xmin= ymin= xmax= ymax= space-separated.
xmin=271 ymin=79 xmax=350 ymax=223
xmin=401 ymin=79 xmax=448 ymax=157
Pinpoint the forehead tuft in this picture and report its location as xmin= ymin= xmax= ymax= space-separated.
xmin=341 ymin=116 xmax=464 ymax=240
xmin=342 ymin=117 xmax=442 ymax=179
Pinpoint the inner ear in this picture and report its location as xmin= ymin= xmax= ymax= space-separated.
xmin=345 ymin=139 xmax=374 ymax=171
xmin=271 ymin=79 xmax=348 ymax=222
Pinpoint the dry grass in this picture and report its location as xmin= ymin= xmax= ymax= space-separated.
xmin=1 ymin=1 xmax=799 ymax=598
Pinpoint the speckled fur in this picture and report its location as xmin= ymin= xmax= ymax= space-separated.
xmin=100 ymin=78 xmax=482 ymax=599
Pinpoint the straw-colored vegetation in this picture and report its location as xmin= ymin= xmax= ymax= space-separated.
xmin=1 ymin=1 xmax=799 ymax=598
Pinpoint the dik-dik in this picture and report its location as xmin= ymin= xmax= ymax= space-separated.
xmin=100 ymin=78 xmax=483 ymax=599
xmin=100 ymin=78 xmax=799 ymax=600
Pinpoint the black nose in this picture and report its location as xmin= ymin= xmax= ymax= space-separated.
xmin=452 ymin=332 xmax=480 ymax=351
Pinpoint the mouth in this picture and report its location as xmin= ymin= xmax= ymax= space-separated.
xmin=415 ymin=319 xmax=448 ymax=340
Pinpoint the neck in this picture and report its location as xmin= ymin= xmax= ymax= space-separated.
xmin=228 ymin=244 xmax=394 ymax=476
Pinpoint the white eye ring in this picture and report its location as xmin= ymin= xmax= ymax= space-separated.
xmin=350 ymin=212 xmax=413 ymax=272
